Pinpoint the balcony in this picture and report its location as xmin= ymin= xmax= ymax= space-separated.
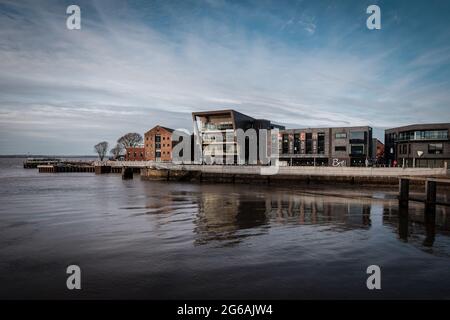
xmin=201 ymin=123 xmax=234 ymax=131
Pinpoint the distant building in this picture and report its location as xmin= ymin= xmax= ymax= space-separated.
xmin=372 ymin=138 xmax=384 ymax=164
xmin=125 ymin=145 xmax=145 ymax=161
xmin=144 ymin=125 xmax=175 ymax=162
xmin=385 ymin=123 xmax=450 ymax=168
xmin=279 ymin=126 xmax=373 ymax=166
xmin=192 ymin=109 xmax=284 ymax=164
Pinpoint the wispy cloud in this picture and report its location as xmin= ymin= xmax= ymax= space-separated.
xmin=0 ymin=0 xmax=450 ymax=154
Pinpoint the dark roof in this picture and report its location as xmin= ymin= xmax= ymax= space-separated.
xmin=192 ymin=109 xmax=254 ymax=120
xmin=385 ymin=123 xmax=450 ymax=133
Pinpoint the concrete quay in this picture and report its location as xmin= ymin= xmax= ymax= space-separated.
xmin=138 ymin=163 xmax=448 ymax=186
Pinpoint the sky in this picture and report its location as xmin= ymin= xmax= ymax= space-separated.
xmin=0 ymin=0 xmax=450 ymax=155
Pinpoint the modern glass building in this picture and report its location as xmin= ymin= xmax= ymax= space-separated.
xmin=192 ymin=109 xmax=284 ymax=164
xmin=279 ymin=126 xmax=373 ymax=166
xmin=385 ymin=123 xmax=450 ymax=168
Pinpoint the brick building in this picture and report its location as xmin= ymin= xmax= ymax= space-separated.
xmin=144 ymin=125 xmax=175 ymax=161
xmin=125 ymin=146 xmax=145 ymax=161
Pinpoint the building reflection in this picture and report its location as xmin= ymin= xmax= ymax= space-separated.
xmin=193 ymin=191 xmax=373 ymax=246
xmin=141 ymin=182 xmax=450 ymax=250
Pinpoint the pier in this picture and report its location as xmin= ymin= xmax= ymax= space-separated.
xmin=38 ymin=164 xmax=95 ymax=173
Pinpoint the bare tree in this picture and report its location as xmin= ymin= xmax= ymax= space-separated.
xmin=94 ymin=141 xmax=109 ymax=161
xmin=117 ymin=132 xmax=143 ymax=147
xmin=110 ymin=143 xmax=125 ymax=160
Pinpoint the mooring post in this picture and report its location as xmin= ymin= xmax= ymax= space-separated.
xmin=425 ymin=180 xmax=437 ymax=215
xmin=122 ymin=167 xmax=133 ymax=180
xmin=399 ymin=178 xmax=410 ymax=209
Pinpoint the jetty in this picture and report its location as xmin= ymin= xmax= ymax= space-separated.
xmin=23 ymin=158 xmax=61 ymax=168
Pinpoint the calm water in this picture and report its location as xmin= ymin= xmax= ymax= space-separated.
xmin=0 ymin=158 xmax=450 ymax=299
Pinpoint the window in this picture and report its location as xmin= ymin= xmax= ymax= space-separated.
xmin=155 ymin=151 xmax=161 ymax=158
xmin=428 ymin=143 xmax=443 ymax=154
xmin=398 ymin=131 xmax=414 ymax=141
xmin=318 ymin=132 xmax=325 ymax=154
xmin=306 ymin=133 xmax=312 ymax=154
xmin=350 ymin=131 xmax=365 ymax=140
xmin=294 ymin=134 xmax=300 ymax=154
xmin=399 ymin=130 xmax=448 ymax=141
xmin=351 ymin=145 xmax=364 ymax=155
xmin=399 ymin=144 xmax=408 ymax=155
xmin=415 ymin=130 xmax=448 ymax=140
xmin=350 ymin=131 xmax=366 ymax=144
xmin=335 ymin=132 xmax=347 ymax=139
xmin=335 ymin=146 xmax=346 ymax=152
xmin=282 ymin=134 xmax=289 ymax=154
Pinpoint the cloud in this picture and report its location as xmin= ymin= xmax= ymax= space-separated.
xmin=0 ymin=0 xmax=449 ymax=154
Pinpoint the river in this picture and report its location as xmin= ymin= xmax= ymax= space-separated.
xmin=0 ymin=158 xmax=449 ymax=299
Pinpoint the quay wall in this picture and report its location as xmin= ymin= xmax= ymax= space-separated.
xmin=140 ymin=165 xmax=448 ymax=186
xmin=101 ymin=160 xmax=448 ymax=177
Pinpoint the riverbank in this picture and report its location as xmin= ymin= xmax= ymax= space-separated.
xmin=139 ymin=164 xmax=448 ymax=186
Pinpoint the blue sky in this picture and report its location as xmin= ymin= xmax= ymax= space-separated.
xmin=1 ymin=0 xmax=450 ymax=154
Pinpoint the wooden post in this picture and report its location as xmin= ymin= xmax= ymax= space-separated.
xmin=95 ymin=165 xmax=111 ymax=174
xmin=122 ymin=167 xmax=133 ymax=180
xmin=399 ymin=178 xmax=409 ymax=209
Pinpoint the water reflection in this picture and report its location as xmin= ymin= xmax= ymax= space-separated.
xmin=140 ymin=182 xmax=450 ymax=251
xmin=384 ymin=204 xmax=449 ymax=250
xmin=193 ymin=190 xmax=374 ymax=246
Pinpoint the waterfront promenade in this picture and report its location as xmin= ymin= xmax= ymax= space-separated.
xmin=83 ymin=160 xmax=449 ymax=186
xmin=97 ymin=160 xmax=448 ymax=177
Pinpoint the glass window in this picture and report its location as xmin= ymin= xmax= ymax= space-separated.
xmin=351 ymin=145 xmax=364 ymax=155
xmin=350 ymin=131 xmax=365 ymax=140
xmin=335 ymin=146 xmax=346 ymax=152
xmin=428 ymin=143 xmax=443 ymax=154
xmin=335 ymin=132 xmax=347 ymax=139
xmin=294 ymin=134 xmax=300 ymax=154
xmin=317 ymin=132 xmax=325 ymax=155
xmin=415 ymin=130 xmax=448 ymax=140
xmin=306 ymin=133 xmax=313 ymax=154
xmin=282 ymin=134 xmax=289 ymax=154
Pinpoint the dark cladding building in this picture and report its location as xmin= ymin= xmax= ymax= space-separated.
xmin=192 ymin=109 xmax=284 ymax=164
xmin=279 ymin=126 xmax=373 ymax=166
xmin=385 ymin=123 xmax=450 ymax=168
